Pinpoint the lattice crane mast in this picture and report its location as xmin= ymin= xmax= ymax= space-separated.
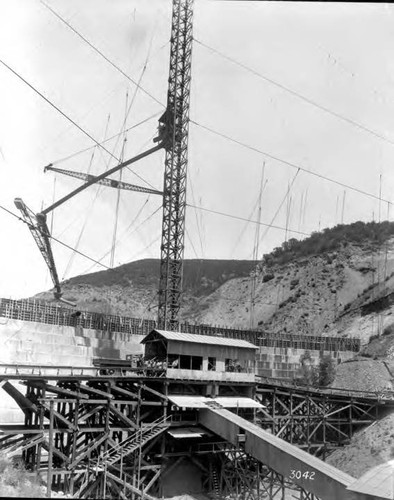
xmin=14 ymin=0 xmax=194 ymax=323
xmin=158 ymin=0 xmax=194 ymax=330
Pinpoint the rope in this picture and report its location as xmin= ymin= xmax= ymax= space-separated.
xmin=190 ymin=120 xmax=392 ymax=205
xmin=258 ymin=169 xmax=301 ymax=257
xmin=82 ymin=203 xmax=161 ymax=274
xmin=110 ymin=93 xmax=129 ymax=269
xmin=188 ymin=172 xmax=204 ymax=257
xmin=0 ymin=58 xmax=155 ymax=190
xmin=40 ymin=1 xmax=164 ymax=108
xmin=194 ymin=38 xmax=394 ymax=149
xmin=62 ymin=148 xmax=99 ymax=280
xmin=49 ymin=112 xmax=161 ymax=167
xmin=187 ymin=199 xmax=308 ymax=237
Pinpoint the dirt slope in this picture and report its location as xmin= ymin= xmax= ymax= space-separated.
xmin=326 ymin=412 xmax=394 ymax=478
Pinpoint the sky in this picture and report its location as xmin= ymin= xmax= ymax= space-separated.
xmin=1 ymin=0 xmax=394 ymax=299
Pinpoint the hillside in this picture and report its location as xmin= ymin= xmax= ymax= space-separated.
xmin=34 ymin=222 xmax=394 ymax=388
xmin=34 ymin=222 xmax=394 ymax=342
xmin=326 ymin=412 xmax=394 ymax=478
xmin=34 ymin=259 xmax=256 ymax=318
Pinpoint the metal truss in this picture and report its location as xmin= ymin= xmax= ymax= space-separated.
xmin=44 ymin=165 xmax=163 ymax=196
xmin=255 ymin=383 xmax=391 ymax=459
xmin=158 ymin=0 xmax=194 ymax=330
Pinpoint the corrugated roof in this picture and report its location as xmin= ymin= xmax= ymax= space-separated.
xmin=142 ymin=329 xmax=257 ymax=349
xmin=168 ymin=395 xmax=263 ymax=409
xmin=347 ymin=460 xmax=394 ymax=499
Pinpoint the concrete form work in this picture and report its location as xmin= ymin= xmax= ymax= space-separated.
xmin=0 ymin=297 xmax=360 ymax=374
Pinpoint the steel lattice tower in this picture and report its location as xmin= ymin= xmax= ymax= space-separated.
xmin=158 ymin=0 xmax=194 ymax=330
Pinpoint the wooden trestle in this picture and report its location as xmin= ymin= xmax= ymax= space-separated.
xmin=256 ymin=379 xmax=394 ymax=459
xmin=0 ymin=373 xmax=392 ymax=499
xmin=0 ymin=374 xmax=255 ymax=499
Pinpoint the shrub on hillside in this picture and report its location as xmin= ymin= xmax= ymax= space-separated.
xmin=383 ymin=324 xmax=394 ymax=337
xmin=262 ymin=273 xmax=274 ymax=283
xmin=317 ymin=355 xmax=336 ymax=386
xmin=0 ymin=454 xmax=44 ymax=497
xmin=297 ymin=353 xmax=336 ymax=387
xmin=298 ymin=351 xmax=319 ymax=386
xmin=262 ymin=221 xmax=394 ymax=266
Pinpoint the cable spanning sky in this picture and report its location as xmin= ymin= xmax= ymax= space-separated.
xmin=1 ymin=0 xmax=394 ymax=299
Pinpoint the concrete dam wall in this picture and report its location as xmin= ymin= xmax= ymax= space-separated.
xmin=0 ymin=298 xmax=360 ymax=423
xmin=0 ymin=317 xmax=144 ymax=423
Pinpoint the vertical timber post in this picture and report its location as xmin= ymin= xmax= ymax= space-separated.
xmin=47 ymin=400 xmax=54 ymax=498
xmin=158 ymin=0 xmax=194 ymax=331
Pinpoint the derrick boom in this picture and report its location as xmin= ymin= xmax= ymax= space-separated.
xmin=14 ymin=198 xmax=63 ymax=300
xmin=158 ymin=0 xmax=194 ymax=330
xmin=44 ymin=165 xmax=163 ymax=197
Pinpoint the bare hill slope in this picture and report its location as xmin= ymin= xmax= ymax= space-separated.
xmin=35 ymin=222 xmax=394 ymax=347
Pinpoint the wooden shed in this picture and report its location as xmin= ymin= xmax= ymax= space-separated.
xmin=141 ymin=329 xmax=257 ymax=382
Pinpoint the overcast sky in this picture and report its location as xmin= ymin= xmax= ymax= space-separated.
xmin=1 ymin=0 xmax=394 ymax=299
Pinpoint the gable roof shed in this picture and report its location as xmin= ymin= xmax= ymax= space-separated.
xmin=141 ymin=329 xmax=257 ymax=350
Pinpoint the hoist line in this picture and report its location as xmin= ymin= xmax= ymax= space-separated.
xmin=231 ymin=178 xmax=268 ymax=259
xmin=81 ymin=202 xmax=161 ymax=275
xmin=194 ymin=38 xmax=394 ymax=149
xmin=40 ymin=1 xmax=165 ymax=108
xmin=49 ymin=112 xmax=162 ymax=167
xmin=62 ymin=113 xmax=113 ymax=280
xmin=190 ymin=120 xmax=392 ymax=205
xmin=0 ymin=58 xmax=118 ymax=164
xmin=0 ymin=204 xmax=116 ymax=273
xmin=110 ymin=94 xmax=130 ymax=269
xmin=129 ymin=235 xmax=161 ymax=262
xmin=187 ymin=172 xmax=204 ymax=257
xmin=258 ymin=169 xmax=300 ymax=257
xmin=230 ymin=196 xmax=261 ymax=258
xmin=1 ymin=202 xmax=164 ymax=288
xmin=63 ymin=147 xmax=99 ymax=280
xmin=185 ymin=227 xmax=199 ymax=259
xmin=113 ymin=33 xmax=157 ymax=188
xmin=54 ymin=135 xmax=112 ymax=242
xmin=186 ymin=203 xmax=309 ymax=237
xmin=0 ymin=58 xmax=157 ymax=193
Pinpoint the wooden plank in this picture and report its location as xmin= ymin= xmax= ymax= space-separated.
xmin=0 ymin=434 xmax=26 ymax=447
xmin=41 ymin=403 xmax=76 ymax=430
xmin=47 ymin=400 xmax=54 ymax=498
xmin=78 ymin=383 xmax=113 ymax=399
xmin=140 ymin=384 xmax=168 ymax=400
xmin=21 ymin=380 xmax=89 ymax=399
xmin=106 ymin=471 xmax=158 ymax=500
xmin=7 ymin=435 xmax=44 ymax=455
xmin=109 ymin=404 xmax=138 ymax=430
xmin=41 ymin=439 xmax=70 ymax=463
xmin=70 ymin=433 xmax=108 ymax=469
xmin=143 ymin=467 xmax=161 ymax=495
xmin=107 ymin=478 xmax=128 ymax=500
xmin=78 ymin=405 xmax=105 ymax=423
xmin=109 ymin=383 xmax=139 ymax=400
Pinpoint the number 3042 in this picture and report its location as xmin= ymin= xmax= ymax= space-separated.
xmin=289 ymin=470 xmax=315 ymax=480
